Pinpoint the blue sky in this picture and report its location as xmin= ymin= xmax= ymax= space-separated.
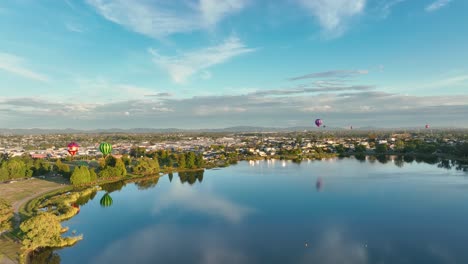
xmin=0 ymin=0 xmax=467 ymax=129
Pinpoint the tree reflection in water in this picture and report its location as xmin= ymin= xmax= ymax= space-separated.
xmin=29 ymin=248 xmax=60 ymax=264
xmin=134 ymin=177 xmax=160 ymax=190
xmin=178 ymin=170 xmax=205 ymax=185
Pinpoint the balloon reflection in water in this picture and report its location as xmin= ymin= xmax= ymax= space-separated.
xmin=100 ymin=193 xmax=113 ymax=207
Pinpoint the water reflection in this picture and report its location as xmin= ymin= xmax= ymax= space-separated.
xmin=316 ymin=177 xmax=323 ymax=192
xmin=91 ymin=225 xmax=252 ymax=264
xmin=99 ymin=193 xmax=113 ymax=207
xmin=29 ymin=248 xmax=61 ymax=264
xmin=153 ymin=184 xmax=254 ymax=224
xmin=301 ymin=230 xmax=368 ymax=264
xmin=100 ymin=181 xmax=126 ymax=193
xmin=134 ymin=177 xmax=160 ymax=190
xmin=31 ymin=158 xmax=468 ymax=263
xmin=178 ymin=170 xmax=204 ymax=185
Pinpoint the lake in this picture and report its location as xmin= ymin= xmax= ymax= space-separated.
xmin=33 ymin=157 xmax=468 ymax=264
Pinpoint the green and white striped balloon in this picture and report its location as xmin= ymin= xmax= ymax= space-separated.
xmin=100 ymin=193 xmax=113 ymax=207
xmin=99 ymin=142 xmax=112 ymax=155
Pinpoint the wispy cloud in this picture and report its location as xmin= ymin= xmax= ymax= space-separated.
xmin=289 ymin=70 xmax=369 ymax=81
xmin=65 ymin=22 xmax=85 ymax=33
xmin=3 ymin=89 xmax=468 ymax=129
xmin=0 ymin=52 xmax=49 ymax=82
xmin=252 ymin=85 xmax=374 ymax=96
xmin=145 ymin=92 xmax=173 ymax=97
xmin=153 ymin=183 xmax=254 ymax=223
xmin=86 ymin=0 xmax=248 ymax=38
xmin=297 ymin=0 xmax=366 ymax=38
xmin=426 ymin=0 xmax=452 ymax=12
xmin=149 ymin=36 xmax=255 ymax=83
xmin=199 ymin=0 xmax=249 ymax=27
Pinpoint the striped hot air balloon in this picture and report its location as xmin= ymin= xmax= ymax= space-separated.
xmin=100 ymin=193 xmax=113 ymax=207
xmin=99 ymin=142 xmax=112 ymax=156
xmin=67 ymin=142 xmax=79 ymax=156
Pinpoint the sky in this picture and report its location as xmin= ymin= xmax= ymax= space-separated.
xmin=0 ymin=0 xmax=467 ymax=129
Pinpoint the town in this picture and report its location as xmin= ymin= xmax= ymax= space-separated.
xmin=1 ymin=129 xmax=467 ymax=163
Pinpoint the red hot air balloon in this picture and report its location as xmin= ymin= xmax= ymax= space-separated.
xmin=67 ymin=142 xmax=79 ymax=157
xmin=425 ymin=124 xmax=430 ymax=129
xmin=315 ymin=119 xmax=323 ymax=127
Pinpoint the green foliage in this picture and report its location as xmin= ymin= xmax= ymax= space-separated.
xmin=55 ymin=159 xmax=70 ymax=178
xmin=376 ymin=143 xmax=388 ymax=153
xmin=355 ymin=144 xmax=367 ymax=153
xmin=89 ymin=168 xmax=97 ymax=182
xmin=0 ymin=198 xmax=13 ymax=232
xmin=115 ymin=158 xmax=127 ymax=177
xmin=335 ymin=144 xmax=345 ymax=154
xmin=98 ymin=167 xmax=119 ymax=179
xmin=20 ymin=212 xmax=82 ymax=252
xmin=130 ymin=147 xmax=146 ymax=158
xmin=132 ymin=157 xmax=159 ymax=175
xmin=394 ymin=140 xmax=405 ymax=152
xmin=121 ymin=154 xmax=131 ymax=166
xmin=195 ymin=154 xmax=205 ymax=168
xmin=185 ymin=152 xmax=196 ymax=169
xmin=70 ymin=166 xmax=91 ymax=186
xmin=178 ymin=154 xmax=186 ymax=169
xmin=98 ymin=157 xmax=127 ymax=178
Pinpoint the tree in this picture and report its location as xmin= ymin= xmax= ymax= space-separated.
xmin=132 ymin=157 xmax=159 ymax=175
xmin=0 ymin=198 xmax=13 ymax=232
xmin=178 ymin=154 xmax=186 ymax=169
xmin=55 ymin=160 xmax=70 ymax=178
xmin=195 ymin=154 xmax=205 ymax=168
xmin=394 ymin=140 xmax=405 ymax=152
xmin=70 ymin=166 xmax=91 ymax=186
xmin=130 ymin=147 xmax=146 ymax=158
xmin=354 ymin=144 xmax=367 ymax=153
xmin=20 ymin=213 xmax=82 ymax=253
xmin=114 ymin=158 xmax=127 ymax=177
xmin=186 ymin=152 xmax=196 ymax=169
xmin=335 ymin=144 xmax=345 ymax=154
xmin=89 ymin=168 xmax=97 ymax=182
xmin=376 ymin=143 xmax=388 ymax=154
xmin=121 ymin=154 xmax=131 ymax=166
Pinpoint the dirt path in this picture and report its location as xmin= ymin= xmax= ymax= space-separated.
xmin=12 ymin=185 xmax=64 ymax=214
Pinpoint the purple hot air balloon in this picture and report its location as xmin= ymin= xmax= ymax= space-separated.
xmin=315 ymin=119 xmax=323 ymax=127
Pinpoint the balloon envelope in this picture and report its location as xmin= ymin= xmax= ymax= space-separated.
xmin=99 ymin=142 xmax=112 ymax=155
xmin=100 ymin=193 xmax=113 ymax=207
xmin=67 ymin=142 xmax=79 ymax=156
xmin=425 ymin=124 xmax=429 ymax=129
xmin=315 ymin=119 xmax=323 ymax=127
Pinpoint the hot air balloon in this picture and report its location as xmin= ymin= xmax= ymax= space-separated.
xmin=100 ymin=193 xmax=113 ymax=207
xmin=315 ymin=119 xmax=323 ymax=127
xmin=425 ymin=124 xmax=430 ymax=129
xmin=99 ymin=142 xmax=112 ymax=156
xmin=67 ymin=142 xmax=79 ymax=157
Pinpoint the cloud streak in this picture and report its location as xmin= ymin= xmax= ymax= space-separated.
xmin=2 ymin=89 xmax=468 ymax=129
xmin=297 ymin=0 xmax=366 ymax=38
xmin=86 ymin=0 xmax=248 ymax=38
xmin=426 ymin=0 xmax=452 ymax=12
xmin=149 ymin=36 xmax=255 ymax=83
xmin=289 ymin=70 xmax=369 ymax=81
xmin=0 ymin=52 xmax=49 ymax=82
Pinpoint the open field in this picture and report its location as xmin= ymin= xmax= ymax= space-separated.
xmin=0 ymin=176 xmax=69 ymax=264
xmin=0 ymin=176 xmax=67 ymax=210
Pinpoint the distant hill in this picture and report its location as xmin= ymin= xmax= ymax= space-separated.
xmin=0 ymin=126 xmax=465 ymax=135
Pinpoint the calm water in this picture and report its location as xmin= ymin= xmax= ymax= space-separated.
xmin=38 ymin=157 xmax=468 ymax=264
